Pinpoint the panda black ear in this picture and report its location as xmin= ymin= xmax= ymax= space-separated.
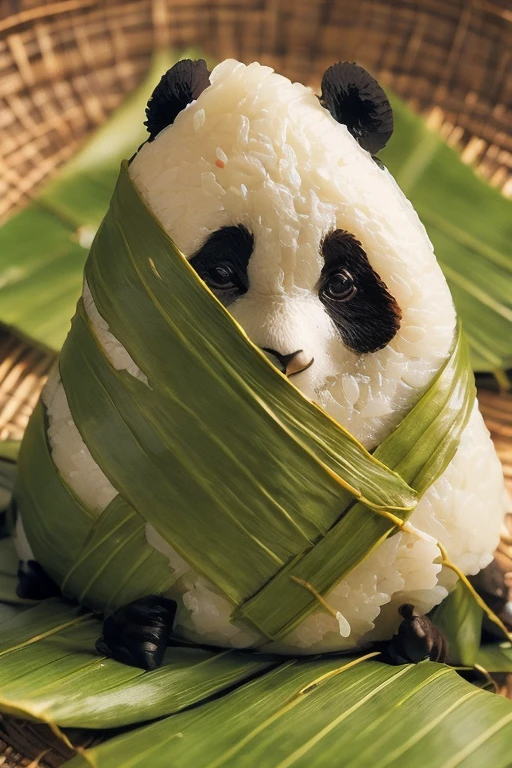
xmin=145 ymin=59 xmax=211 ymax=141
xmin=319 ymin=62 xmax=393 ymax=154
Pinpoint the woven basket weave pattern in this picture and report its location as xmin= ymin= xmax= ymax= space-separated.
xmin=1 ymin=0 xmax=511 ymax=224
xmin=0 ymin=3 xmax=511 ymax=763
xmin=1 ymin=0 xmax=510 ymax=442
xmin=0 ymin=329 xmax=55 ymax=441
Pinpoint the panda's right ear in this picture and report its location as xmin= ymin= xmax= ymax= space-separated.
xmin=144 ymin=59 xmax=211 ymax=141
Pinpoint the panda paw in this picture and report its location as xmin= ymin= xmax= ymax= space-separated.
xmin=17 ymin=560 xmax=62 ymax=600
xmin=96 ymin=596 xmax=177 ymax=670
xmin=380 ymin=604 xmax=448 ymax=665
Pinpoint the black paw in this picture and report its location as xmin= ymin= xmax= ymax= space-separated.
xmin=381 ymin=604 xmax=448 ymax=665
xmin=96 ymin=596 xmax=177 ymax=670
xmin=17 ymin=560 xmax=61 ymax=600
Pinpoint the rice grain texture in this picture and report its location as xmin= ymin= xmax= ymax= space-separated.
xmin=32 ymin=60 xmax=507 ymax=651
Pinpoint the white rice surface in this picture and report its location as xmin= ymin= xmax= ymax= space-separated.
xmin=37 ymin=59 xmax=508 ymax=651
xmin=40 ymin=280 xmax=148 ymax=515
xmin=130 ymin=58 xmax=456 ymax=450
xmin=82 ymin=281 xmax=149 ymax=386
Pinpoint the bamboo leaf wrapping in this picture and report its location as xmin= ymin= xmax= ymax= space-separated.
xmin=237 ymin=324 xmax=474 ymax=636
xmin=17 ymin=401 xmax=174 ymax=609
xmin=16 ymin=162 xmax=475 ymax=640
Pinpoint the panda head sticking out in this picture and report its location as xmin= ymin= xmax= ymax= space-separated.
xmin=130 ymin=59 xmax=456 ymax=449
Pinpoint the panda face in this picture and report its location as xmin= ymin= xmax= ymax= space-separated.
xmin=190 ymin=224 xmax=401 ymax=358
xmin=130 ymin=59 xmax=456 ymax=448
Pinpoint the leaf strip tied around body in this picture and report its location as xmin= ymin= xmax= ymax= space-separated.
xmin=19 ymin=162 xmax=474 ymax=641
xmin=15 ymin=400 xmax=175 ymax=610
xmin=236 ymin=324 xmax=475 ymax=638
xmin=54 ymin=162 xmax=416 ymax=611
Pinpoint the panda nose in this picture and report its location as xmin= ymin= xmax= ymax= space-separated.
xmin=263 ymin=348 xmax=314 ymax=377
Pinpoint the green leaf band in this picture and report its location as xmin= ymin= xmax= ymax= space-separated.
xmin=16 ymin=162 xmax=475 ymax=640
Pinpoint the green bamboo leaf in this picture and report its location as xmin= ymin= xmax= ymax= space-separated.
xmin=0 ymin=447 xmax=17 ymax=540
xmin=0 ymin=50 xmax=178 ymax=351
xmin=0 ymin=454 xmax=16 ymax=488
xmin=17 ymin=164 xmax=474 ymax=643
xmin=64 ymin=656 xmax=512 ymax=768
xmin=15 ymin=401 xmax=98 ymax=579
xmin=18 ymin=166 xmax=415 ymax=622
xmin=237 ymin=321 xmax=474 ymax=637
xmin=0 ymin=598 xmax=276 ymax=729
xmin=0 ymin=546 xmax=15 ymax=601
xmin=0 ymin=456 xmax=16 ymax=518
xmin=429 ymin=581 xmax=483 ymax=666
xmin=381 ymin=96 xmax=512 ymax=372
xmin=0 ymin=456 xmax=16 ymax=537
xmin=16 ymin=402 xmax=176 ymax=611
xmin=0 ymin=441 xmax=20 ymax=462
xmin=60 ymin=494 xmax=177 ymax=611
xmin=0 ymin=537 xmax=34 ymax=608
xmin=476 ymin=642 xmax=512 ymax=674
xmin=84 ymin=199 xmax=419 ymax=515
xmin=0 ymin=603 xmax=26 ymax=625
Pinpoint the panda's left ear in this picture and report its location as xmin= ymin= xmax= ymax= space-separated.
xmin=319 ymin=62 xmax=393 ymax=154
xmin=145 ymin=59 xmax=211 ymax=141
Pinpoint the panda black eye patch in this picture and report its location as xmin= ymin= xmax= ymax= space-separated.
xmin=189 ymin=225 xmax=254 ymax=304
xmin=319 ymin=229 xmax=401 ymax=354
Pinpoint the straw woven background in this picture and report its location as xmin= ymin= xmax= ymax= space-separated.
xmin=1 ymin=0 xmax=511 ymax=223
xmin=0 ymin=0 xmax=511 ymax=764
xmin=1 ymin=0 xmax=511 ymax=447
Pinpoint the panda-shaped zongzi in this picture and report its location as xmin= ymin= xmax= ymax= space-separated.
xmin=17 ymin=59 xmax=508 ymax=663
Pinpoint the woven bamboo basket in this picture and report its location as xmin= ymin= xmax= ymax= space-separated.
xmin=1 ymin=0 xmax=511 ymax=445
xmin=0 ymin=0 xmax=511 ymax=764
